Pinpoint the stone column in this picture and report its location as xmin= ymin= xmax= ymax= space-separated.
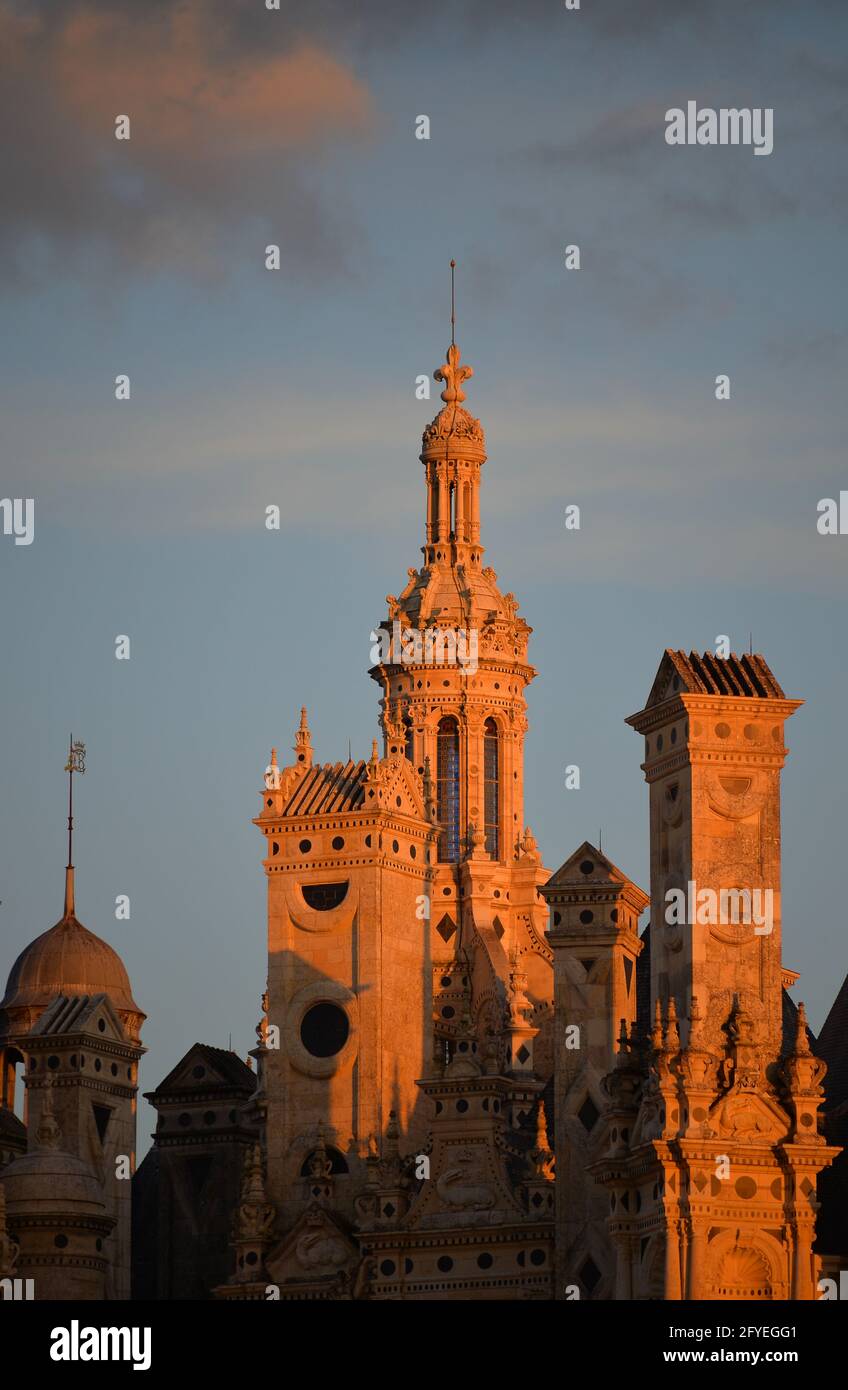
xmin=470 ymin=465 xmax=481 ymax=543
xmin=791 ymin=1223 xmax=815 ymax=1301
xmin=454 ymin=467 xmax=465 ymax=541
xmin=437 ymin=464 xmax=448 ymax=543
xmin=426 ymin=463 xmax=436 ymax=544
xmin=687 ymin=1222 xmax=706 ymax=1299
xmin=614 ymin=1231 xmax=633 ymax=1299
xmin=663 ymin=1224 xmax=682 ymax=1299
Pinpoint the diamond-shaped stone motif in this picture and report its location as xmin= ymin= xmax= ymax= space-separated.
xmin=577 ymin=1096 xmax=600 ymax=1132
xmin=436 ymin=914 xmax=456 ymax=943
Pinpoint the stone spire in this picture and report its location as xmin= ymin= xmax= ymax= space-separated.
xmin=62 ymin=736 xmax=85 ymax=920
xmin=230 ymin=1144 xmax=276 ymax=1285
xmin=63 ymin=865 xmax=75 ymax=920
xmin=263 ymin=748 xmax=281 ymax=791
xmin=531 ymin=1101 xmax=555 ymax=1181
xmin=367 ymin=288 xmax=538 ymax=871
xmin=382 ymin=699 xmax=406 ymax=758
xmin=420 ymin=338 xmax=486 ymax=569
xmin=293 ymin=706 xmax=313 ymax=769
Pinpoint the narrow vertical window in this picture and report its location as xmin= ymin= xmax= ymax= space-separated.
xmin=437 ymin=716 xmax=460 ymax=862
xmin=484 ymin=717 xmax=499 ymax=859
xmin=404 ymin=716 xmax=414 ymax=764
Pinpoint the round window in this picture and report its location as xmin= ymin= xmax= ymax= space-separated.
xmin=300 ymin=1002 xmax=350 ymax=1058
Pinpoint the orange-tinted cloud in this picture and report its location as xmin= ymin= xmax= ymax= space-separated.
xmin=0 ymin=1 xmax=375 ymax=282
xmin=54 ymin=6 xmax=373 ymax=154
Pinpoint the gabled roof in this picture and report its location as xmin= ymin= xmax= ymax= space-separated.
xmin=643 ymin=650 xmax=786 ymax=710
xmin=544 ymin=842 xmax=648 ymax=907
xmin=148 ymin=1042 xmax=256 ymax=1099
xmin=373 ymin=756 xmax=428 ymax=821
xmin=283 ymin=760 xmax=368 ymax=815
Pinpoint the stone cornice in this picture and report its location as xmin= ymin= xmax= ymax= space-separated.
xmin=24 ymin=1034 xmax=143 ymax=1061
xmin=627 ymin=693 xmax=803 ymax=735
xmin=360 ymin=1223 xmax=554 ymax=1250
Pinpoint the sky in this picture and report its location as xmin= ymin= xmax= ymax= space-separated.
xmin=1 ymin=0 xmax=847 ymax=1151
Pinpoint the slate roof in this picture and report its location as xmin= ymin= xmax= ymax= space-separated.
xmin=649 ymin=650 xmax=785 ymax=705
xmin=634 ymin=924 xmax=651 ymax=1045
xmin=814 ymin=969 xmax=848 ymax=1254
xmin=816 ymin=970 xmax=848 ymax=1113
xmin=283 ymin=760 xmax=368 ymax=816
xmin=0 ymin=1106 xmax=26 ymax=1146
xmin=29 ymin=992 xmax=120 ymax=1036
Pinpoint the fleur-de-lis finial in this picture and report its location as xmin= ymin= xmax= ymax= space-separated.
xmin=434 ymin=342 xmax=473 ymax=405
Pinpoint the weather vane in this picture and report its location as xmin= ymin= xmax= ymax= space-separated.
xmin=450 ymin=258 xmax=456 ymax=346
xmin=64 ymin=734 xmax=86 ymax=869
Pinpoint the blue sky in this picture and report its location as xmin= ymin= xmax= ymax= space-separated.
xmin=1 ymin=0 xmax=847 ymax=1148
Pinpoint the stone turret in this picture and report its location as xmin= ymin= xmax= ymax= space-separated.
xmin=2 ymin=1078 xmax=114 ymax=1300
xmin=591 ymin=651 xmax=840 ymax=1301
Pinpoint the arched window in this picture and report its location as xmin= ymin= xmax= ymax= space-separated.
xmin=437 ymin=716 xmax=460 ymax=862
xmin=1 ymin=1046 xmax=25 ymax=1117
xmin=484 ymin=717 xmax=499 ymax=859
xmin=404 ymin=716 xmax=414 ymax=764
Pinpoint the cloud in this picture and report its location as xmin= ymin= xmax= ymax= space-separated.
xmin=519 ymin=94 xmax=806 ymax=231
xmin=763 ymin=327 xmax=848 ymax=369
xmin=527 ymin=101 xmax=669 ymax=174
xmin=0 ymin=1 xmax=375 ymax=284
xmin=8 ymin=374 xmax=846 ymax=593
xmin=22 ymin=0 xmax=843 ymax=46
